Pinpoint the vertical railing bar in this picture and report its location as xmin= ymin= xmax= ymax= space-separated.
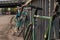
xmin=42 ymin=0 xmax=43 ymax=30
xmin=32 ymin=16 xmax=35 ymax=40
xmin=45 ymin=0 xmax=47 ymax=37
xmin=48 ymin=0 xmax=51 ymax=40
xmin=48 ymin=17 xmax=52 ymax=40
xmin=53 ymin=0 xmax=56 ymax=39
xmin=42 ymin=0 xmax=44 ymax=39
xmin=49 ymin=0 xmax=51 ymax=17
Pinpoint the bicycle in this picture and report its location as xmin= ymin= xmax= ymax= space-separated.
xmin=7 ymin=4 xmax=57 ymax=40
xmin=8 ymin=6 xmax=30 ymax=37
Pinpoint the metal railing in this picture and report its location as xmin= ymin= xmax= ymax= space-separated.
xmin=24 ymin=14 xmax=53 ymax=40
xmin=33 ymin=15 xmax=52 ymax=40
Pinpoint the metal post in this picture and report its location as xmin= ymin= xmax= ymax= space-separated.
xmin=32 ymin=16 xmax=35 ymax=40
xmin=53 ymin=0 xmax=56 ymax=39
xmin=48 ymin=17 xmax=52 ymax=40
xmin=49 ymin=0 xmax=51 ymax=16
xmin=45 ymin=0 xmax=47 ymax=31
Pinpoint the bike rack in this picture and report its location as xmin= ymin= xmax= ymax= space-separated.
xmin=24 ymin=14 xmax=53 ymax=40
xmin=33 ymin=15 xmax=52 ymax=40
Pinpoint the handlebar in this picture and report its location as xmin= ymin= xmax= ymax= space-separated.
xmin=20 ymin=5 xmax=43 ymax=14
xmin=28 ymin=5 xmax=43 ymax=10
xmin=21 ymin=5 xmax=43 ymax=11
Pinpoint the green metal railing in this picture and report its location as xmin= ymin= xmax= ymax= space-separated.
xmin=24 ymin=15 xmax=53 ymax=40
xmin=33 ymin=15 xmax=52 ymax=40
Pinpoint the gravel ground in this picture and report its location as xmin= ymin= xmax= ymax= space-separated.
xmin=0 ymin=15 xmax=23 ymax=40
